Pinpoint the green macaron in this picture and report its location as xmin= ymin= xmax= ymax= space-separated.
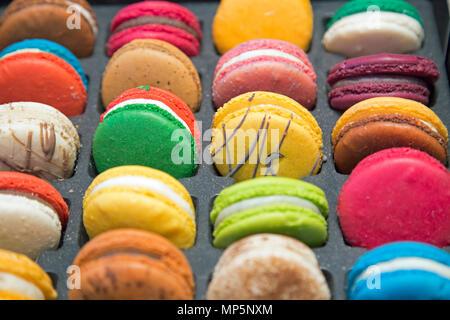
xmin=327 ymin=0 xmax=423 ymax=29
xmin=93 ymin=100 xmax=197 ymax=179
xmin=210 ymin=177 xmax=328 ymax=248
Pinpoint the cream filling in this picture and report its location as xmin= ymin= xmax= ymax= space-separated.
xmin=65 ymin=1 xmax=98 ymax=37
xmin=0 ymin=48 xmax=43 ymax=61
xmin=104 ymin=98 xmax=192 ymax=134
xmin=89 ymin=176 xmax=195 ymax=222
xmin=0 ymin=272 xmax=44 ymax=300
xmin=214 ymin=195 xmax=321 ymax=229
xmin=216 ymin=49 xmax=308 ymax=78
xmin=419 ymin=120 xmax=439 ymax=134
xmin=353 ymin=257 xmax=450 ymax=290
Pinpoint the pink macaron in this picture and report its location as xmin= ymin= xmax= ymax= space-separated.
xmin=107 ymin=1 xmax=202 ymax=57
xmin=338 ymin=147 xmax=450 ymax=250
xmin=212 ymin=39 xmax=317 ymax=109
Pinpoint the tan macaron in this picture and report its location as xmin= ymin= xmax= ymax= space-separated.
xmin=101 ymin=39 xmax=202 ymax=112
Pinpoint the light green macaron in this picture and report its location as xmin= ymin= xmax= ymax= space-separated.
xmin=210 ymin=177 xmax=328 ymax=248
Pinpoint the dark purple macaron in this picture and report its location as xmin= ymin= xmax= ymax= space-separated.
xmin=327 ymin=53 xmax=439 ymax=110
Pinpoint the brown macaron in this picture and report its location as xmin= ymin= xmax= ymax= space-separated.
xmin=331 ymin=97 xmax=448 ymax=174
xmin=206 ymin=234 xmax=330 ymax=300
xmin=68 ymin=229 xmax=195 ymax=300
xmin=0 ymin=0 xmax=98 ymax=57
xmin=101 ymin=39 xmax=202 ymax=112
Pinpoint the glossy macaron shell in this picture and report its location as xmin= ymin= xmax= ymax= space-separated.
xmin=0 ymin=51 xmax=87 ymax=117
xmin=107 ymin=1 xmax=202 ymax=57
xmin=0 ymin=172 xmax=68 ymax=228
xmin=347 ymin=242 xmax=450 ymax=300
xmin=83 ymin=166 xmax=196 ymax=249
xmin=327 ymin=53 xmax=439 ymax=110
xmin=103 ymin=86 xmax=201 ymax=151
xmin=68 ymin=229 xmax=194 ymax=300
xmin=338 ymin=148 xmax=450 ymax=249
xmin=213 ymin=39 xmax=317 ymax=109
xmin=0 ymin=248 xmax=57 ymax=300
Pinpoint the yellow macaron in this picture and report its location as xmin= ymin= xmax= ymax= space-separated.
xmin=211 ymin=91 xmax=323 ymax=182
xmin=0 ymin=249 xmax=57 ymax=300
xmin=213 ymin=0 xmax=314 ymax=54
xmin=83 ymin=166 xmax=196 ymax=249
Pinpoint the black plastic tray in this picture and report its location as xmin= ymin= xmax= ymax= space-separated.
xmin=0 ymin=0 xmax=448 ymax=300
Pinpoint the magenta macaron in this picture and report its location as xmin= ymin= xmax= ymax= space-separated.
xmin=328 ymin=53 xmax=440 ymax=110
xmin=212 ymin=39 xmax=317 ymax=109
xmin=338 ymin=148 xmax=450 ymax=250
xmin=107 ymin=1 xmax=202 ymax=57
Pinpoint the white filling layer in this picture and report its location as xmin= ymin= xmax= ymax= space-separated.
xmin=0 ymin=48 xmax=43 ymax=61
xmin=104 ymin=98 xmax=192 ymax=134
xmin=0 ymin=272 xmax=44 ymax=300
xmin=89 ymin=176 xmax=195 ymax=222
xmin=216 ymin=49 xmax=307 ymax=78
xmin=215 ymin=195 xmax=321 ymax=229
xmin=0 ymin=192 xmax=62 ymax=259
xmin=354 ymin=257 xmax=450 ymax=290
xmin=65 ymin=1 xmax=98 ymax=37
xmin=419 ymin=120 xmax=439 ymax=134
xmin=323 ymin=12 xmax=424 ymax=57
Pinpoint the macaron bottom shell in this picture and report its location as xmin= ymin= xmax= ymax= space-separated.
xmin=93 ymin=105 xmax=197 ymax=178
xmin=213 ymin=204 xmax=327 ymax=249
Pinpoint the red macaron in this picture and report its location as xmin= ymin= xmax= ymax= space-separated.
xmin=107 ymin=1 xmax=202 ymax=57
xmin=0 ymin=171 xmax=69 ymax=228
xmin=338 ymin=148 xmax=450 ymax=249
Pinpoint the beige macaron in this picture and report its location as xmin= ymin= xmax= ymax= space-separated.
xmin=207 ymin=234 xmax=330 ymax=300
xmin=101 ymin=39 xmax=202 ymax=112
xmin=0 ymin=102 xmax=80 ymax=180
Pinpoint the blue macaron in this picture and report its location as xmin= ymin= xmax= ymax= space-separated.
xmin=348 ymin=242 xmax=450 ymax=300
xmin=0 ymin=39 xmax=88 ymax=89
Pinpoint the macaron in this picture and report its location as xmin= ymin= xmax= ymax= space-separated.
xmin=101 ymin=39 xmax=202 ymax=112
xmin=348 ymin=242 xmax=450 ymax=300
xmin=211 ymin=91 xmax=323 ymax=182
xmin=68 ymin=229 xmax=194 ymax=300
xmin=328 ymin=53 xmax=440 ymax=110
xmin=323 ymin=0 xmax=424 ymax=57
xmin=210 ymin=177 xmax=328 ymax=249
xmin=213 ymin=39 xmax=317 ymax=109
xmin=332 ymin=97 xmax=448 ymax=174
xmin=0 ymin=248 xmax=57 ymax=300
xmin=0 ymin=39 xmax=88 ymax=117
xmin=0 ymin=102 xmax=80 ymax=180
xmin=0 ymin=172 xmax=68 ymax=259
xmin=206 ymin=234 xmax=330 ymax=300
xmin=93 ymin=86 xmax=198 ymax=178
xmin=0 ymin=0 xmax=98 ymax=57
xmin=213 ymin=0 xmax=314 ymax=54
xmin=83 ymin=166 xmax=196 ymax=249
xmin=107 ymin=1 xmax=202 ymax=57
xmin=338 ymin=148 xmax=450 ymax=249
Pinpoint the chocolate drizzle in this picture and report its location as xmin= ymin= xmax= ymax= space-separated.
xmin=40 ymin=123 xmax=56 ymax=161
xmin=211 ymin=107 xmax=251 ymax=157
xmin=252 ymin=117 xmax=270 ymax=178
xmin=227 ymin=115 xmax=267 ymax=178
xmin=222 ymin=124 xmax=232 ymax=173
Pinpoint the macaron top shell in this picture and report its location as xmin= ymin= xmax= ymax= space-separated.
xmin=0 ymin=248 xmax=57 ymax=300
xmin=0 ymin=39 xmax=88 ymax=89
xmin=328 ymin=53 xmax=439 ymax=85
xmin=327 ymin=0 xmax=423 ymax=29
xmin=0 ymin=172 xmax=69 ymax=228
xmin=111 ymin=1 xmax=202 ymax=41
xmin=101 ymin=39 xmax=202 ymax=111
xmin=338 ymin=148 xmax=450 ymax=249
xmin=331 ymin=97 xmax=448 ymax=146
